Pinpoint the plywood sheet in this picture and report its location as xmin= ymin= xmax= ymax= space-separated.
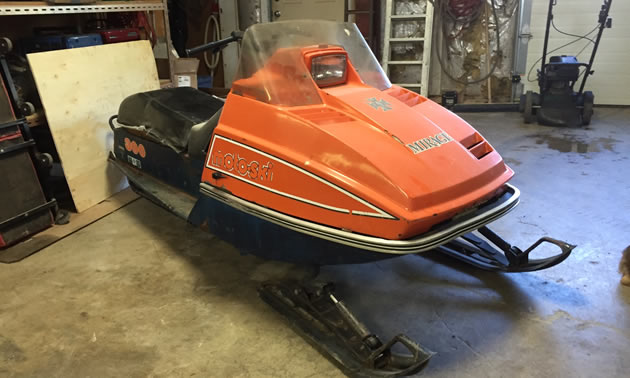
xmin=28 ymin=41 xmax=159 ymax=212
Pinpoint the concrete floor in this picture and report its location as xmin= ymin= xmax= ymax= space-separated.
xmin=1 ymin=108 xmax=629 ymax=377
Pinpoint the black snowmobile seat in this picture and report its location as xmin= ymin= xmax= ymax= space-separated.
xmin=116 ymin=87 xmax=224 ymax=154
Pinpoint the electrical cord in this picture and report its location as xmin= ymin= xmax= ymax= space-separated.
xmin=551 ymin=18 xmax=595 ymax=44
xmin=434 ymin=0 xmax=501 ymax=85
xmin=445 ymin=0 xmax=484 ymax=24
xmin=574 ymin=39 xmax=593 ymax=59
xmin=525 ymin=25 xmax=598 ymax=82
xmin=203 ymin=14 xmax=221 ymax=75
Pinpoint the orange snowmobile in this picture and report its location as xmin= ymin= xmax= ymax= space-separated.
xmin=109 ymin=20 xmax=574 ymax=377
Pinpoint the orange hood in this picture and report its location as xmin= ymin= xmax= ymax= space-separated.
xmin=309 ymin=84 xmax=514 ymax=217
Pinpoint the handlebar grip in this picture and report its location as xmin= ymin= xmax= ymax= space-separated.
xmin=185 ymin=32 xmax=242 ymax=57
xmin=185 ymin=41 xmax=222 ymax=57
xmin=231 ymin=31 xmax=244 ymax=39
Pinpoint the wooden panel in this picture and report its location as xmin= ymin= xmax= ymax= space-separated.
xmin=27 ymin=41 xmax=159 ymax=212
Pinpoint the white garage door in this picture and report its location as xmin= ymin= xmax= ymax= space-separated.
xmin=523 ymin=0 xmax=629 ymax=105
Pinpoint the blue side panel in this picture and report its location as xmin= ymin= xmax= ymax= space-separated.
xmin=187 ymin=194 xmax=393 ymax=265
xmin=113 ymin=128 xmax=204 ymax=197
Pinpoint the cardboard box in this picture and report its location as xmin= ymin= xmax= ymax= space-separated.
xmin=173 ymin=58 xmax=199 ymax=89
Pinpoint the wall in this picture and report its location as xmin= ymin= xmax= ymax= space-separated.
xmin=523 ymin=0 xmax=629 ymax=105
xmin=422 ymin=0 xmax=518 ymax=103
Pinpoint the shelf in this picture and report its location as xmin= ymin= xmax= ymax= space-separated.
xmin=389 ymin=37 xmax=424 ymax=42
xmin=388 ymin=61 xmax=423 ymax=65
xmin=0 ymin=1 xmax=164 ymax=16
xmin=391 ymin=14 xmax=426 ymax=19
xmin=393 ymin=83 xmax=422 ymax=88
xmin=383 ymin=0 xmax=434 ymax=97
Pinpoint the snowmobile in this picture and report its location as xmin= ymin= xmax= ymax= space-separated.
xmin=109 ymin=20 xmax=575 ymax=377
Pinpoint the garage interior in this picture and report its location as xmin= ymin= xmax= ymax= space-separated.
xmin=1 ymin=1 xmax=628 ymax=377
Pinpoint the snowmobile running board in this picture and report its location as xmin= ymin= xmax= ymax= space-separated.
xmin=436 ymin=225 xmax=575 ymax=272
xmin=259 ymin=282 xmax=433 ymax=378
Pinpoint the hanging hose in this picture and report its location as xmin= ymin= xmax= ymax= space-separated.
xmin=203 ymin=14 xmax=221 ymax=75
xmin=434 ymin=0 xmax=502 ymax=86
xmin=445 ymin=0 xmax=484 ymax=24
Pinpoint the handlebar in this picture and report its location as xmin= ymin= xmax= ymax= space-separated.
xmin=185 ymin=31 xmax=243 ymax=57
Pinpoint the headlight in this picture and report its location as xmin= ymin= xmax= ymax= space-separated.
xmin=310 ymin=54 xmax=347 ymax=88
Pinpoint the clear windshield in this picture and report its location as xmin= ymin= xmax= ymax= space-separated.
xmin=233 ymin=20 xmax=391 ymax=106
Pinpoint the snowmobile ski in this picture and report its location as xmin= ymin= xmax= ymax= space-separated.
xmin=436 ymin=225 xmax=575 ymax=272
xmin=259 ymin=282 xmax=433 ymax=377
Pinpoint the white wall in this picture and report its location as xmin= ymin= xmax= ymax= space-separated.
xmin=523 ymin=0 xmax=630 ymax=105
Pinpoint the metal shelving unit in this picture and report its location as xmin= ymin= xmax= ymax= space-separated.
xmin=0 ymin=1 xmax=164 ymax=15
xmin=391 ymin=14 xmax=425 ymax=19
xmin=382 ymin=0 xmax=434 ymax=96
xmin=0 ymin=1 xmax=174 ymax=81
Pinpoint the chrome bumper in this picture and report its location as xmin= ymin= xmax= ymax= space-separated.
xmin=199 ymin=183 xmax=520 ymax=255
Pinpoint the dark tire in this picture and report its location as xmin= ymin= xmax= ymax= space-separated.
xmin=35 ymin=152 xmax=53 ymax=170
xmin=582 ymin=91 xmax=594 ymax=125
xmin=0 ymin=37 xmax=12 ymax=54
xmin=524 ymin=90 xmax=534 ymax=124
xmin=20 ymin=101 xmax=35 ymax=116
xmin=532 ymin=92 xmax=541 ymax=106
xmin=55 ymin=210 xmax=70 ymax=225
xmin=519 ymin=94 xmax=525 ymax=112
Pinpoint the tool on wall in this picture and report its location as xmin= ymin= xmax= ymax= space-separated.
xmin=202 ymin=2 xmax=221 ymax=77
xmin=434 ymin=0 xmax=501 ymax=85
xmin=520 ymin=0 xmax=613 ymax=126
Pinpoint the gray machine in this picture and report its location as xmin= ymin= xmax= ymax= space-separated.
xmin=520 ymin=0 xmax=612 ymax=126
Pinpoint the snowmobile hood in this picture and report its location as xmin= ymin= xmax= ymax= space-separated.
xmin=311 ymin=84 xmax=514 ymax=216
xmin=211 ymin=88 xmax=513 ymax=239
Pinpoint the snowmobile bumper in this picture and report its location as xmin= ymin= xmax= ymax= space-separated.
xmin=199 ymin=182 xmax=520 ymax=255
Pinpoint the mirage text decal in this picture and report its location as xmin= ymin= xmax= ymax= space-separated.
xmin=407 ymin=132 xmax=454 ymax=154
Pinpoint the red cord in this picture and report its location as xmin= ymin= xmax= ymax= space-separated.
xmin=447 ymin=0 xmax=484 ymax=22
